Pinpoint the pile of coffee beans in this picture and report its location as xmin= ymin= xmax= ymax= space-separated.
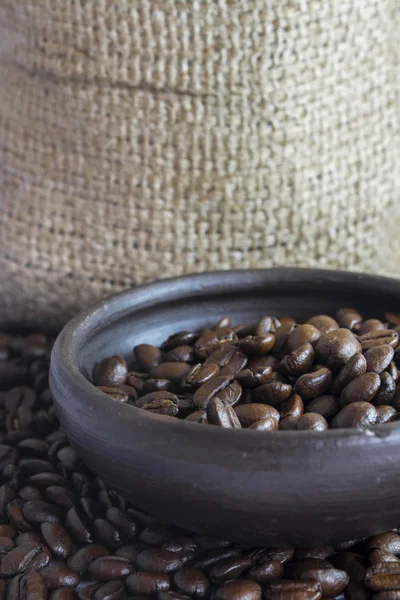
xmin=93 ymin=310 xmax=400 ymax=430
xmin=1 ymin=331 xmax=400 ymax=599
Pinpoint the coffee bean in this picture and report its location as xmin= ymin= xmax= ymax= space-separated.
xmin=365 ymin=346 xmax=395 ymax=374
xmin=184 ymin=411 xmax=208 ymax=424
xmin=135 ymin=391 xmax=179 ymax=417
xmin=365 ymin=533 xmax=400 ymax=554
xmin=193 ymin=376 xmax=233 ymax=409
xmin=216 ymin=580 xmax=262 ymax=600
xmin=372 ymin=373 xmax=396 ymax=406
xmin=237 ymin=335 xmax=275 ymax=356
xmin=387 ymin=362 xmax=399 ymax=383
xmin=49 ymin=589 xmax=75 ymax=600
xmin=331 ymin=402 xmax=378 ymax=429
xmin=40 ymin=523 xmax=73 ymax=559
xmin=358 ymin=320 xmax=386 ymax=335
xmin=139 ymin=377 xmax=176 ymax=396
xmin=44 ymin=487 xmax=75 ymax=509
xmin=274 ymin=323 xmax=296 ymax=354
xmin=254 ymin=317 xmax=281 ymax=335
xmin=207 ymin=398 xmax=242 ymax=429
xmin=235 ymin=367 xmax=273 ymax=390
xmin=20 ymin=572 xmax=47 ymax=599
xmin=299 ymin=567 xmax=349 ymax=595
xmin=77 ymin=582 xmax=101 ymax=599
xmin=331 ymin=352 xmax=367 ymax=396
xmin=125 ymin=572 xmax=170 ymax=595
xmin=192 ymin=548 xmax=242 ymax=571
xmin=286 ymin=326 xmax=321 ymax=354
xmin=294 ymin=547 xmax=334 ymax=560
xmin=248 ymin=417 xmax=278 ymax=431
xmin=93 ymin=518 xmax=122 ymax=550
xmin=365 ymin=563 xmax=400 ymax=591
xmin=306 ymin=315 xmax=339 ymax=335
xmin=96 ymin=387 xmax=130 ymax=403
xmin=93 ymin=581 xmax=124 ymax=600
xmin=304 ymin=395 xmax=340 ymax=420
xmin=149 ymin=363 xmax=192 ymax=386
xmin=278 ymin=395 xmax=304 ymax=420
xmin=173 ymin=567 xmax=209 ymax=598
xmin=15 ymin=532 xmax=41 ymax=546
xmin=248 ymin=560 xmax=284 ymax=583
xmin=39 ymin=566 xmax=80 ymax=589
xmin=217 ymin=381 xmax=242 ymax=407
xmin=22 ymin=501 xmax=63 ymax=525
xmin=252 ymin=381 xmax=293 ymax=406
xmin=87 ymin=555 xmax=132 ymax=581
xmin=162 ymin=331 xmax=198 ymax=351
xmin=279 ymin=416 xmax=301 ymax=430
xmin=95 ymin=356 xmax=128 ymax=387
xmin=0 ymin=485 xmax=15 ymax=518
xmin=0 ymin=525 xmax=16 ymax=540
xmin=67 ymin=544 xmax=109 ymax=575
xmin=194 ymin=329 xmax=238 ymax=360
xmin=105 ymin=507 xmax=138 ymax=540
xmin=265 ymin=579 xmax=322 ymax=600
xmin=65 ymin=508 xmax=93 ymax=545
xmin=359 ymin=330 xmax=399 ymax=352
xmin=0 ymin=542 xmax=43 ymax=576
xmin=139 ymin=525 xmax=178 ymax=547
xmin=279 ymin=344 xmax=315 ymax=378
xmin=376 ymin=405 xmax=397 ymax=424
xmin=340 ymin=373 xmax=381 ymax=407
xmin=331 ymin=552 xmax=368 ymax=581
xmin=182 ymin=364 xmax=220 ymax=389
xmin=234 ymin=404 xmax=280 ymax=427
xmin=209 ymin=556 xmax=254 ymax=581
xmin=0 ymin=536 xmax=15 ymax=552
xmin=296 ymin=413 xmax=328 ymax=432
xmin=336 ymin=308 xmax=363 ymax=330
xmin=315 ymin=329 xmax=361 ymax=371
xmin=165 ymin=345 xmax=195 ymax=364
xmin=369 ymin=550 xmax=400 ymax=564
xmin=134 ymin=345 xmax=163 ymax=371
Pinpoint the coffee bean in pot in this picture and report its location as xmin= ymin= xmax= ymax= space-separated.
xmin=315 ymin=329 xmax=361 ymax=371
xmin=95 ymin=356 xmax=128 ymax=387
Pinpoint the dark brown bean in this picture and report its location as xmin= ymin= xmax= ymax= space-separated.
xmin=279 ymin=395 xmax=304 ymax=419
xmin=248 ymin=560 xmax=284 ymax=583
xmin=149 ymin=363 xmax=192 ymax=386
xmin=184 ymin=411 xmax=208 ymax=424
xmin=135 ymin=391 xmax=179 ymax=417
xmin=217 ymin=381 xmax=242 ymax=407
xmin=369 ymin=550 xmax=400 ymax=564
xmin=299 ymin=567 xmax=349 ymax=595
xmin=141 ymin=379 xmax=176 ymax=395
xmin=20 ymin=572 xmax=47 ymax=599
xmin=193 ymin=376 xmax=233 ymax=409
xmin=249 ymin=417 xmax=279 ymax=431
xmin=219 ymin=351 xmax=248 ymax=377
xmin=67 ymin=544 xmax=109 ymax=575
xmin=371 ymin=592 xmax=400 ymax=600
xmin=182 ymin=364 xmax=220 ymax=389
xmin=255 ymin=317 xmax=281 ymax=335
xmin=0 ymin=536 xmax=15 ymax=552
xmin=96 ymin=387 xmax=130 ymax=403
xmin=331 ymin=552 xmax=367 ymax=581
xmin=365 ymin=563 xmax=400 ymax=591
xmin=279 ymin=415 xmax=301 ymax=430
xmin=279 ymin=344 xmax=315 ymax=377
xmin=264 ymin=579 xmax=322 ymax=600
xmin=204 ymin=345 xmax=238 ymax=368
xmin=194 ymin=329 xmax=238 ymax=360
xmin=0 ymin=542 xmax=43 ymax=576
xmin=315 ymin=329 xmax=361 ymax=371
xmin=15 ymin=532 xmax=41 ymax=546
xmin=210 ymin=556 xmax=253 ymax=581
xmin=331 ymin=402 xmax=378 ymax=429
xmin=294 ymin=547 xmax=334 ymax=560
xmin=39 ymin=566 xmax=80 ymax=589
xmin=376 ymin=405 xmax=397 ymax=424
xmin=134 ymin=345 xmax=163 ymax=371
xmin=286 ymin=326 xmax=321 ymax=353
xmin=88 ymin=555 xmax=132 ymax=581
xmin=387 ymin=362 xmax=399 ymax=383
xmin=216 ymin=580 xmax=262 ymax=600
xmin=125 ymin=572 xmax=170 ymax=595
xmin=340 ymin=373 xmax=381 ymax=407
xmin=235 ymin=367 xmax=273 ymax=389
xmin=64 ymin=508 xmax=93 ymax=545
xmin=95 ymin=356 xmax=128 ymax=387
xmin=0 ymin=524 xmax=16 ymax=539
xmin=273 ymin=323 xmax=296 ymax=354
xmin=358 ymin=320 xmax=386 ymax=335
xmin=331 ymin=354 xmax=367 ymax=395
xmin=336 ymin=308 xmax=363 ymax=330
xmin=372 ymin=373 xmax=396 ymax=406
xmin=365 ymin=346 xmax=395 ymax=374
xmin=161 ymin=331 xmax=198 ymax=351
xmin=359 ymin=330 xmax=399 ymax=351
xmin=49 ymin=588 xmax=76 ymax=600
xmin=106 ymin=507 xmax=138 ymax=540
xmin=237 ymin=335 xmax=275 ymax=356
xmin=93 ymin=581 xmax=124 ymax=600
xmin=40 ymin=523 xmax=73 ymax=559
xmin=294 ymin=369 xmax=332 ymax=401
xmin=252 ymin=381 xmax=293 ymax=406
xmin=296 ymin=413 xmax=328 ymax=432
xmin=92 ymin=519 xmax=121 ymax=549
xmin=136 ymin=549 xmax=182 ymax=573
xmin=365 ymin=533 xmax=400 ymax=554
xmin=164 ymin=345 xmax=195 ymax=364
xmin=304 ymin=395 xmax=340 ymax=420
xmin=173 ymin=568 xmax=210 ymax=598
xmin=207 ymin=398 xmax=242 ymax=429
xmin=234 ymin=404 xmax=279 ymax=427
xmin=306 ymin=315 xmax=339 ymax=335
xmin=45 ymin=487 xmax=76 ymax=510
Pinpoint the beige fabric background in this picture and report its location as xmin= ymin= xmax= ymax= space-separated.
xmin=0 ymin=1 xmax=399 ymax=330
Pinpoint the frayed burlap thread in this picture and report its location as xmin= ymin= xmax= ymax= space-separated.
xmin=0 ymin=1 xmax=399 ymax=329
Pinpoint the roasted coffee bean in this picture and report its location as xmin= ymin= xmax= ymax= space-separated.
xmin=299 ymin=567 xmax=349 ymax=595
xmin=365 ymin=533 xmax=400 ymax=554
xmin=296 ymin=413 xmax=328 ymax=431
xmin=40 ymin=523 xmax=73 ymax=559
xmin=165 ymin=345 xmax=195 ymax=364
xmin=315 ymin=329 xmax=361 ymax=371
xmin=92 ymin=518 xmax=122 ymax=549
xmin=365 ymin=346 xmax=395 ymax=374
xmin=162 ymin=331 xmax=198 ymax=351
xmin=0 ymin=542 xmax=43 ymax=576
xmin=340 ymin=373 xmax=381 ymax=407
xmin=45 ymin=487 xmax=75 ymax=509
xmin=216 ymin=580 xmax=262 ymax=600
xmin=237 ymin=335 xmax=275 ymax=356
xmin=331 ymin=353 xmax=367 ymax=395
xmin=140 ymin=525 xmax=178 ymax=547
xmin=182 ymin=364 xmax=220 ymax=389
xmin=192 ymin=548 xmax=242 ymax=571
xmin=158 ymin=592 xmax=191 ymax=600
xmin=65 ymin=508 xmax=93 ymax=545
xmin=135 ymin=391 xmax=179 ymax=417
xmin=204 ymin=345 xmax=238 ymax=368
xmin=235 ymin=367 xmax=273 ymax=389
xmin=265 ymin=579 xmax=322 ymax=600
xmin=193 ymin=376 xmax=233 ymax=409
xmin=210 ymin=556 xmax=253 ymax=581
xmin=77 ymin=582 xmax=101 ymax=599
xmin=95 ymin=356 xmax=128 ymax=387
xmin=278 ymin=394 xmax=304 ymax=419
xmin=39 ymin=566 xmax=80 ymax=589
xmin=358 ymin=320 xmax=386 ymax=335
xmin=372 ymin=373 xmax=396 ymax=406
xmin=0 ymin=484 xmax=15 ymax=518
xmin=306 ymin=315 xmax=339 ymax=335
xmin=279 ymin=344 xmax=315 ymax=377
xmin=96 ymin=387 xmax=130 ymax=402
xmin=0 ymin=524 xmax=16 ymax=539
xmin=194 ymin=329 xmax=238 ymax=360
xmin=22 ymin=501 xmax=63 ymax=525
xmin=93 ymin=581 xmax=124 ymax=600
xmin=88 ymin=555 xmax=132 ymax=580
xmin=0 ymin=536 xmax=15 ymax=552
xmin=184 ymin=411 xmax=208 ymax=424
xmin=254 ymin=317 xmax=281 ymax=335
xmin=279 ymin=415 xmax=301 ymax=430
xmin=369 ymin=550 xmax=400 ymax=564
xmin=16 ymin=533 xmax=41 ymax=546
xmin=19 ymin=571 xmax=47 ymax=599
xmin=248 ymin=560 xmax=284 ymax=583
xmin=105 ymin=507 xmax=138 ymax=540
xmin=248 ymin=417 xmax=279 ymax=430
xmin=125 ymin=571 xmax=171 ymax=595
xmin=49 ymin=589 xmax=75 ymax=600
xmin=331 ymin=402 xmax=378 ymax=429
xmin=286 ymin=326 xmax=321 ymax=354
xmin=67 ymin=544 xmax=109 ymax=575
xmin=294 ymin=547 xmax=334 ymax=561
xmin=359 ymin=330 xmax=399 ymax=352
xmin=365 ymin=563 xmax=400 ymax=591
xmin=136 ymin=548 xmax=182 ymax=573
xmin=336 ymin=308 xmax=363 ymax=331
xmin=173 ymin=567 xmax=210 ymax=598
xmin=375 ymin=405 xmax=397 ymax=424
xmin=294 ymin=368 xmax=332 ymax=401
xmin=331 ymin=552 xmax=368 ymax=581
xmin=274 ymin=323 xmax=296 ymax=354
xmin=387 ymin=362 xmax=399 ymax=383
xmin=207 ymin=398 xmax=242 ymax=428
xmin=304 ymin=395 xmax=340 ymax=420
xmin=149 ymin=363 xmax=192 ymax=386
xmin=234 ymin=404 xmax=280 ymax=427
xmin=252 ymin=381 xmax=293 ymax=406
xmin=134 ymin=344 xmax=163 ymax=371
xmin=217 ymin=380 xmax=242 ymax=407
xmin=6 ymin=501 xmax=33 ymax=532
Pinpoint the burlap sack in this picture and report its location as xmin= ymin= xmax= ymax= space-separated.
xmin=1 ymin=1 xmax=399 ymax=330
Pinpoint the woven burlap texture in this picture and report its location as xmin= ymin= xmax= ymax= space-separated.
xmin=1 ymin=1 xmax=399 ymax=329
